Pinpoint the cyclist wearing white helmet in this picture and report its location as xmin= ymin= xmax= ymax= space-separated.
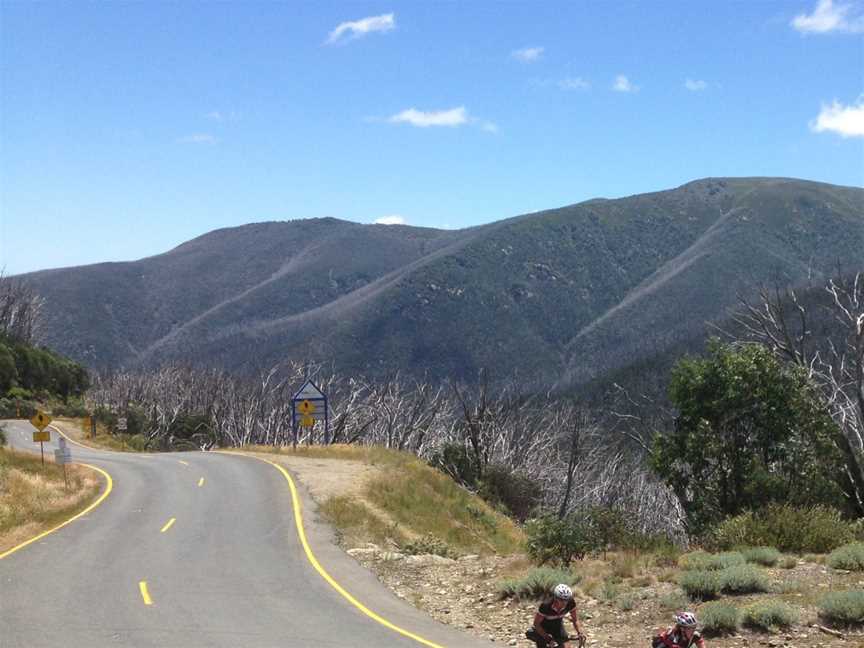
xmin=652 ymin=611 xmax=706 ymax=648
xmin=526 ymin=583 xmax=586 ymax=647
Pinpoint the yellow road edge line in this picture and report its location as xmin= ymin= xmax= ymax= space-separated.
xmin=198 ymin=477 xmax=205 ymax=487
xmin=160 ymin=517 xmax=176 ymax=533
xmin=0 ymin=463 xmax=114 ymax=561
xmin=178 ymin=460 xmax=190 ymax=466
xmin=139 ymin=580 xmax=153 ymax=605
xmin=224 ymin=451 xmax=445 ymax=648
xmin=49 ymin=424 xmax=100 ymax=451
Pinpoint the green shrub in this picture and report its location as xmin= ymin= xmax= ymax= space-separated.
xmin=478 ymin=464 xmax=543 ymax=522
xmin=819 ymin=590 xmax=864 ymax=626
xmin=779 ymin=555 xmax=798 ymax=569
xmin=616 ymin=592 xmax=636 ymax=611
xmin=679 ymin=570 xmax=721 ymax=600
xmin=719 ymin=564 xmax=771 ymax=594
xmin=659 ymin=591 xmax=690 ymax=610
xmin=402 ymin=534 xmax=457 ymax=559
xmin=742 ymin=546 xmax=781 ymax=566
xmin=700 ymin=601 xmax=740 ymax=636
xmin=827 ymin=543 xmax=864 ymax=571
xmin=852 ymin=519 xmax=864 ymax=542
xmin=126 ymin=434 xmax=150 ymax=452
xmin=710 ymin=505 xmax=854 ymax=553
xmin=429 ymin=442 xmax=478 ymax=487
xmin=0 ymin=424 xmax=6 ymax=447
xmin=653 ymin=542 xmax=683 ymax=568
xmin=525 ymin=514 xmax=597 ymax=566
xmin=49 ymin=397 xmax=89 ymax=418
xmin=679 ymin=551 xmax=745 ymax=571
xmin=497 ymin=567 xmax=575 ymax=600
xmin=742 ymin=600 xmax=798 ymax=631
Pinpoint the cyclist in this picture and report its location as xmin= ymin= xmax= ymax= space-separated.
xmin=652 ymin=612 xmax=706 ymax=648
xmin=526 ymin=583 xmax=586 ymax=647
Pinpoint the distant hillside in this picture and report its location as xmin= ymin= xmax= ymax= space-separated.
xmin=20 ymin=178 xmax=864 ymax=389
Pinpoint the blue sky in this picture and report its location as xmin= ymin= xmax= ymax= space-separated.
xmin=1 ymin=0 xmax=862 ymax=275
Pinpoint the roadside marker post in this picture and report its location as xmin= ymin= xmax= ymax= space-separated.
xmin=54 ymin=437 xmax=72 ymax=489
xmin=30 ymin=411 xmax=52 ymax=466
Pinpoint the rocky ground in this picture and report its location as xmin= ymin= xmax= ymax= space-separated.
xmin=346 ymin=545 xmax=864 ymax=648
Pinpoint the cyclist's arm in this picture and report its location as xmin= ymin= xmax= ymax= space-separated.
xmin=533 ymin=612 xmax=553 ymax=643
xmin=568 ymin=608 xmax=584 ymax=637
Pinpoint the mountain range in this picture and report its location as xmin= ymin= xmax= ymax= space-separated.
xmin=21 ymin=177 xmax=864 ymax=389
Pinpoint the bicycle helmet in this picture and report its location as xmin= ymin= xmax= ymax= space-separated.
xmin=553 ymin=583 xmax=573 ymax=600
xmin=674 ymin=612 xmax=698 ymax=627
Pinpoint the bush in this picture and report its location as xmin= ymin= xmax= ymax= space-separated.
xmin=478 ymin=464 xmax=543 ymax=522
xmin=49 ymin=397 xmax=89 ymax=418
xmin=659 ymin=591 xmax=690 ymax=610
xmin=611 ymin=553 xmax=640 ymax=578
xmin=402 ymin=534 xmax=457 ymax=559
xmin=679 ymin=570 xmax=721 ymax=600
xmin=497 ymin=567 xmax=575 ymax=600
xmin=700 ymin=601 xmax=740 ymax=636
xmin=429 ymin=443 xmax=478 ymax=487
xmin=653 ymin=542 xmax=683 ymax=568
xmin=0 ymin=424 xmax=6 ymax=447
xmin=710 ymin=505 xmax=854 ymax=553
xmin=0 ymin=397 xmax=38 ymax=418
xmin=718 ymin=564 xmax=771 ymax=594
xmin=827 ymin=543 xmax=864 ymax=571
xmin=742 ymin=600 xmax=798 ymax=631
xmin=742 ymin=546 xmax=781 ymax=567
xmin=679 ymin=551 xmax=745 ymax=571
xmin=819 ymin=590 xmax=864 ymax=626
xmin=525 ymin=514 xmax=598 ymax=566
xmin=126 ymin=434 xmax=150 ymax=452
xmin=779 ymin=556 xmax=798 ymax=569
xmin=616 ymin=592 xmax=636 ymax=611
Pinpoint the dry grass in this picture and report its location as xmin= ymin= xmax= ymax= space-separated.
xmin=53 ymin=418 xmax=145 ymax=452
xmin=0 ymin=448 xmax=102 ymax=552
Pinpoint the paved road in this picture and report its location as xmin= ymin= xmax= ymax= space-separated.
xmin=0 ymin=420 xmax=479 ymax=647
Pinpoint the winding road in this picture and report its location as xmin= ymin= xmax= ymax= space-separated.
xmin=0 ymin=420 xmax=477 ymax=647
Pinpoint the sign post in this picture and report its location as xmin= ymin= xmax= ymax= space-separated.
xmin=291 ymin=380 xmax=328 ymax=449
xmin=30 ymin=411 xmax=52 ymax=466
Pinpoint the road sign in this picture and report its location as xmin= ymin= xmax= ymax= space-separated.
xmin=33 ymin=430 xmax=50 ymax=443
xmin=30 ymin=411 xmax=52 ymax=431
xmin=117 ymin=417 xmax=128 ymax=431
xmin=298 ymin=400 xmax=315 ymax=415
xmin=291 ymin=379 xmax=329 ymax=445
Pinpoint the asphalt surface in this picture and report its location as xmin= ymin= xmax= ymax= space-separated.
xmin=0 ymin=420 xmax=479 ymax=647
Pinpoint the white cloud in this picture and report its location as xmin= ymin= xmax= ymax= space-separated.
xmin=481 ymin=121 xmax=499 ymax=133
xmin=512 ymin=46 xmax=544 ymax=62
xmin=178 ymin=134 xmax=218 ymax=144
xmin=375 ymin=215 xmax=405 ymax=225
xmin=792 ymin=0 xmax=864 ymax=32
xmin=389 ymin=106 xmax=468 ymax=127
xmin=810 ymin=98 xmax=864 ymax=137
xmin=558 ymin=77 xmax=590 ymax=90
xmin=685 ymin=78 xmax=708 ymax=91
xmin=327 ymin=13 xmax=395 ymax=44
xmin=612 ymin=75 xmax=638 ymax=93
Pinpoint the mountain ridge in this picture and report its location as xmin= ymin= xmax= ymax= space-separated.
xmin=20 ymin=177 xmax=864 ymax=389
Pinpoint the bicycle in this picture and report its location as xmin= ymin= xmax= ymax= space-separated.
xmin=525 ymin=628 xmax=586 ymax=648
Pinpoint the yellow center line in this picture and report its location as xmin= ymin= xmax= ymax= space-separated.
xmin=227 ymin=452 xmax=445 ymax=648
xmin=139 ymin=581 xmax=153 ymax=605
xmin=178 ymin=460 xmax=189 ymax=466
xmin=198 ymin=477 xmax=205 ymax=487
xmin=160 ymin=517 xmax=176 ymax=533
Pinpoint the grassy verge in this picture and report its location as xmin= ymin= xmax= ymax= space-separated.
xmin=247 ymin=444 xmax=524 ymax=556
xmin=0 ymin=447 xmax=103 ymax=553
xmin=52 ymin=418 xmax=146 ymax=452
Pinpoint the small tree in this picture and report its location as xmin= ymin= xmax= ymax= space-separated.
xmin=652 ymin=340 xmax=845 ymax=534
